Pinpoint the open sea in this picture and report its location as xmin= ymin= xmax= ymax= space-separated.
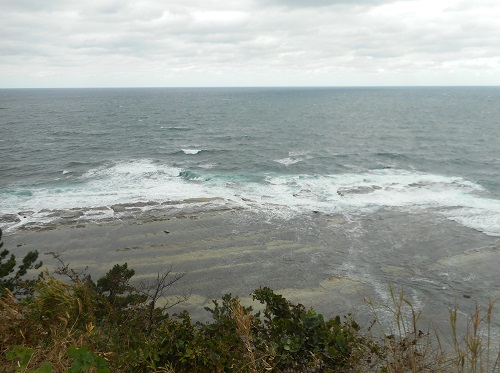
xmin=2 ymin=86 xmax=500 ymax=326
xmin=1 ymin=87 xmax=499 ymax=235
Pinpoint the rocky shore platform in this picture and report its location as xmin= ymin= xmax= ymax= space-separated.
xmin=3 ymin=202 xmax=500 ymax=329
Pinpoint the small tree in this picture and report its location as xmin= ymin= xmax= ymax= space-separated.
xmin=0 ymin=228 xmax=42 ymax=296
xmin=137 ymin=266 xmax=189 ymax=335
xmin=96 ymin=263 xmax=146 ymax=311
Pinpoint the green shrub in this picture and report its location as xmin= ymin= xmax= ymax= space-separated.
xmin=0 ymin=228 xmax=42 ymax=297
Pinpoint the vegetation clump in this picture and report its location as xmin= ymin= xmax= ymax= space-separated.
xmin=1 ymin=228 xmax=499 ymax=372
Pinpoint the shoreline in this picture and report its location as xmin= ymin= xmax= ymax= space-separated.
xmin=3 ymin=204 xmax=500 ymax=326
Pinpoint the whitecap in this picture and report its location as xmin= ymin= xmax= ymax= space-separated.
xmin=274 ymin=157 xmax=303 ymax=166
xmin=3 ymin=164 xmax=500 ymax=237
xmin=0 ymin=159 xmax=232 ymax=218
xmin=198 ymin=163 xmax=216 ymax=169
xmin=182 ymin=149 xmax=201 ymax=155
xmin=442 ymin=205 xmax=500 ymax=237
xmin=239 ymin=169 xmax=500 ymax=235
xmin=166 ymin=126 xmax=191 ymax=131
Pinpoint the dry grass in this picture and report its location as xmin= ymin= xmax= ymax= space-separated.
xmin=0 ymin=274 xmax=100 ymax=372
xmin=231 ymin=297 xmax=259 ymax=373
xmin=231 ymin=297 xmax=276 ymax=372
xmin=367 ymin=287 xmax=443 ymax=372
xmin=448 ymin=301 xmax=500 ymax=373
xmin=0 ymin=290 xmax=26 ymax=348
xmin=367 ymin=287 xmax=500 ymax=373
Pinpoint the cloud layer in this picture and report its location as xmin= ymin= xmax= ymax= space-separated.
xmin=1 ymin=0 xmax=499 ymax=87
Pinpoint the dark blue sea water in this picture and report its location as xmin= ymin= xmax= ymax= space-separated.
xmin=1 ymin=87 xmax=500 ymax=235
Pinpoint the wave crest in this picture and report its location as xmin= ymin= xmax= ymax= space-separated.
xmin=182 ymin=149 xmax=202 ymax=155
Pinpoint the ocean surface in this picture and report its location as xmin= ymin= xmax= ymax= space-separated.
xmin=3 ymin=86 xmax=500 ymax=327
xmin=1 ymin=87 xmax=499 ymax=235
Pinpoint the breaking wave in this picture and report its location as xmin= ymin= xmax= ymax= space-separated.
xmin=1 ymin=162 xmax=499 ymax=236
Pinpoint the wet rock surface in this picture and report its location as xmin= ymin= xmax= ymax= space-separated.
xmin=3 ymin=207 xmax=499 ymax=331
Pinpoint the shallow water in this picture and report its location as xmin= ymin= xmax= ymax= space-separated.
xmin=5 ymin=206 xmax=499 ymax=332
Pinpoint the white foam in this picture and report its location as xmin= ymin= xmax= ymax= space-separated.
xmin=161 ymin=126 xmax=191 ymax=130
xmin=442 ymin=206 xmax=500 ymax=236
xmin=2 ymin=165 xmax=499 ymax=236
xmin=1 ymin=160 xmax=221 ymax=218
xmin=77 ymin=160 xmax=221 ymax=204
xmin=274 ymin=150 xmax=312 ymax=166
xmin=226 ymin=169 xmax=500 ymax=235
xmin=198 ymin=163 xmax=216 ymax=169
xmin=274 ymin=157 xmax=303 ymax=166
xmin=182 ymin=149 xmax=201 ymax=155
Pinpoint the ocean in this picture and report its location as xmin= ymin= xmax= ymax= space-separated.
xmin=2 ymin=86 xmax=500 ymax=324
xmin=1 ymin=87 xmax=499 ymax=235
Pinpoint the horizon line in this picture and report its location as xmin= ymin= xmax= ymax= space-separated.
xmin=1 ymin=85 xmax=500 ymax=90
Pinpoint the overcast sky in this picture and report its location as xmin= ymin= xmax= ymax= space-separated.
xmin=1 ymin=0 xmax=499 ymax=88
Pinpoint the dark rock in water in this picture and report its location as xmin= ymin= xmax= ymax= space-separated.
xmin=47 ymin=210 xmax=64 ymax=217
xmin=93 ymin=206 xmax=111 ymax=211
xmin=111 ymin=204 xmax=126 ymax=212
xmin=128 ymin=202 xmax=148 ymax=208
xmin=337 ymin=186 xmax=378 ymax=196
xmin=60 ymin=211 xmax=84 ymax=219
xmin=350 ymin=186 xmax=376 ymax=194
xmin=129 ymin=201 xmax=159 ymax=207
xmin=46 ymin=210 xmax=83 ymax=219
xmin=111 ymin=202 xmax=158 ymax=212
xmin=18 ymin=210 xmax=35 ymax=217
xmin=294 ymin=189 xmax=312 ymax=197
xmin=182 ymin=197 xmax=224 ymax=203
xmin=20 ymin=223 xmax=57 ymax=231
xmin=0 ymin=214 xmax=21 ymax=223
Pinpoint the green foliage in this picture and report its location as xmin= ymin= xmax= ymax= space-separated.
xmin=6 ymin=345 xmax=35 ymax=371
xmin=66 ymin=346 xmax=110 ymax=373
xmin=96 ymin=263 xmax=146 ymax=312
xmin=0 ymin=233 xmax=381 ymax=372
xmin=96 ymin=263 xmax=135 ymax=297
xmin=36 ymin=363 xmax=53 ymax=373
xmin=5 ymin=345 xmax=111 ymax=373
xmin=1 ymin=259 xmax=376 ymax=372
xmin=0 ymin=228 xmax=42 ymax=296
xmin=251 ymin=286 xmax=372 ymax=371
xmin=28 ymin=271 xmax=98 ymax=334
xmin=5 ymin=345 xmax=52 ymax=372
xmin=127 ymin=288 xmax=373 ymax=372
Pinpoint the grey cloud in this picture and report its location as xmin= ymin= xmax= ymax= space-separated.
xmin=257 ymin=0 xmax=394 ymax=8
xmin=1 ymin=0 xmax=499 ymax=87
xmin=1 ymin=0 xmax=67 ymax=12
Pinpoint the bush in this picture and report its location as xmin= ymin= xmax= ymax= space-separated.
xmin=0 ymin=228 xmax=42 ymax=297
